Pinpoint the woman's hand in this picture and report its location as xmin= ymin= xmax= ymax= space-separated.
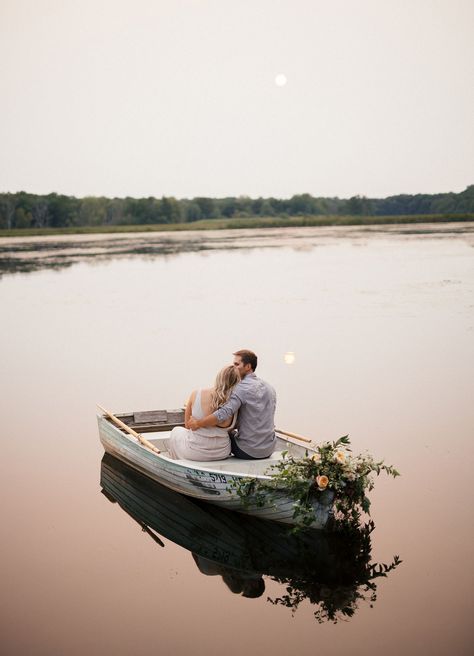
xmin=188 ymin=416 xmax=200 ymax=431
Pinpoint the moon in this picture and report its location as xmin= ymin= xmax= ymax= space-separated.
xmin=274 ymin=74 xmax=287 ymax=87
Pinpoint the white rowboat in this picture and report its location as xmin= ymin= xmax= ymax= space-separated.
xmin=97 ymin=407 xmax=334 ymax=528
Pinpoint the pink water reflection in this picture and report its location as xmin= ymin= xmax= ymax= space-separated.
xmin=1 ymin=224 xmax=473 ymax=655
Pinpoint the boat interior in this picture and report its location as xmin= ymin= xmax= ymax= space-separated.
xmin=147 ymin=430 xmax=292 ymax=475
xmin=109 ymin=409 xmax=312 ymax=476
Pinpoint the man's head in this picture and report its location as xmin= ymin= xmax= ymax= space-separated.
xmin=233 ymin=349 xmax=257 ymax=378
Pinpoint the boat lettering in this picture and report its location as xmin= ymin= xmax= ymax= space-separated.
xmin=212 ymin=547 xmax=230 ymax=563
xmin=209 ymin=473 xmax=227 ymax=484
xmin=185 ymin=473 xmax=221 ymax=495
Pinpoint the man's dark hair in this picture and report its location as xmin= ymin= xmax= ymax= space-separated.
xmin=233 ymin=349 xmax=258 ymax=372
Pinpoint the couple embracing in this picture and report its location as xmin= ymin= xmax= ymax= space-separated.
xmin=168 ymin=349 xmax=276 ymax=461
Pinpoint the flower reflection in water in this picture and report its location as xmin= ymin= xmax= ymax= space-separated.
xmin=100 ymin=454 xmax=401 ymax=624
xmin=267 ymin=521 xmax=401 ymax=623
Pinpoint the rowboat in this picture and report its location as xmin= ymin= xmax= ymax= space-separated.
xmin=97 ymin=406 xmax=334 ymax=528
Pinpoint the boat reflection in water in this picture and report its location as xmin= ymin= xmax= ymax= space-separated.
xmin=100 ymin=454 xmax=401 ymax=623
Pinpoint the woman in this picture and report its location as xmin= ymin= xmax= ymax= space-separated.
xmin=167 ymin=365 xmax=240 ymax=461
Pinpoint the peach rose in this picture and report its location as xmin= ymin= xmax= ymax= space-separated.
xmin=316 ymin=475 xmax=329 ymax=490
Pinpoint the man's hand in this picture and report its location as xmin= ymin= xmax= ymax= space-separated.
xmin=188 ymin=416 xmax=200 ymax=431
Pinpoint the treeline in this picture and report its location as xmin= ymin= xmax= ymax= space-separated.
xmin=0 ymin=186 xmax=473 ymax=230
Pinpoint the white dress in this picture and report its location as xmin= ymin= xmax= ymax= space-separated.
xmin=167 ymin=390 xmax=232 ymax=461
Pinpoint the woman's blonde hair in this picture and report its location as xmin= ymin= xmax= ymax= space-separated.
xmin=209 ymin=365 xmax=240 ymax=411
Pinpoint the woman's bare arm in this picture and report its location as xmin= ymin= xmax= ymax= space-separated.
xmin=184 ymin=391 xmax=196 ymax=429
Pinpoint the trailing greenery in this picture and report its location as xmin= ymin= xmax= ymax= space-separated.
xmin=232 ymin=435 xmax=399 ymax=529
xmin=268 ymin=521 xmax=402 ymax=623
xmin=0 ymin=185 xmax=472 ymax=232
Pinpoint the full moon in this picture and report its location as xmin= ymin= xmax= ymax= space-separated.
xmin=274 ymin=74 xmax=287 ymax=87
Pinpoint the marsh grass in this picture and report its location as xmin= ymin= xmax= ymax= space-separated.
xmin=1 ymin=213 xmax=473 ymax=238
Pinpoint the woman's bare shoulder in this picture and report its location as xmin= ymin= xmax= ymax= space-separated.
xmin=200 ymin=387 xmax=213 ymax=398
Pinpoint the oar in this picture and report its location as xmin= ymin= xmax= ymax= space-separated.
xmin=97 ymin=404 xmax=161 ymax=454
xmin=140 ymin=523 xmax=165 ymax=548
xmin=275 ymin=428 xmax=313 ymax=444
xmin=128 ymin=515 xmax=165 ymax=547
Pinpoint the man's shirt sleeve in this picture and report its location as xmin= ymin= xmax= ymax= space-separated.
xmin=213 ymin=388 xmax=243 ymax=423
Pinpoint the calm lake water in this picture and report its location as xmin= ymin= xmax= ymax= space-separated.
xmin=1 ymin=223 xmax=473 ymax=655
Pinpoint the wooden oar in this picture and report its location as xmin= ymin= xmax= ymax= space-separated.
xmin=275 ymin=428 xmax=313 ymax=444
xmin=97 ymin=404 xmax=160 ymax=454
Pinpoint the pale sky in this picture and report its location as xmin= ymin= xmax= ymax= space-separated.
xmin=1 ymin=0 xmax=473 ymax=199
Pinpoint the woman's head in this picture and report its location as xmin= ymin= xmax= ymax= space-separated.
xmin=210 ymin=365 xmax=240 ymax=410
xmin=215 ymin=365 xmax=240 ymax=392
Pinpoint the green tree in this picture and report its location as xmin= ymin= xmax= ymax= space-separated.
xmin=260 ymin=199 xmax=275 ymax=216
xmin=346 ymin=195 xmax=373 ymax=215
xmin=31 ymin=200 xmax=50 ymax=227
xmin=288 ymin=194 xmax=317 ymax=215
xmin=160 ymin=196 xmax=181 ymax=223
xmin=46 ymin=193 xmax=80 ymax=227
xmin=0 ymin=194 xmax=16 ymax=229
xmin=184 ymin=201 xmax=203 ymax=222
xmin=14 ymin=207 xmax=32 ymax=228
xmin=194 ymin=197 xmax=217 ymax=219
xmin=220 ymin=198 xmax=237 ymax=218
xmin=79 ymin=197 xmax=107 ymax=225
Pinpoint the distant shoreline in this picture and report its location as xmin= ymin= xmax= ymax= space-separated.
xmin=1 ymin=213 xmax=473 ymax=238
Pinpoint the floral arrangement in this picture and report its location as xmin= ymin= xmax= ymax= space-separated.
xmin=233 ymin=435 xmax=400 ymax=529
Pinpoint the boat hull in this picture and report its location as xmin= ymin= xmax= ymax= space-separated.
xmin=97 ymin=413 xmax=334 ymax=528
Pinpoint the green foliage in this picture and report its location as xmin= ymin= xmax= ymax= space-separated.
xmin=231 ymin=435 xmax=399 ymax=529
xmin=1 ymin=186 xmax=473 ymax=232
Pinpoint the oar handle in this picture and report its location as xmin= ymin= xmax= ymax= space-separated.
xmin=275 ymin=428 xmax=313 ymax=444
xmin=97 ymin=404 xmax=161 ymax=454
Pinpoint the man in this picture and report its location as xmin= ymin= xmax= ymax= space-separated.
xmin=187 ymin=349 xmax=276 ymax=459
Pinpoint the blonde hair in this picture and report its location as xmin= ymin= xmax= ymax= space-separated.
xmin=209 ymin=365 xmax=240 ymax=411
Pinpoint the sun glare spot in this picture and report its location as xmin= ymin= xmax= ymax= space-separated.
xmin=274 ymin=74 xmax=287 ymax=87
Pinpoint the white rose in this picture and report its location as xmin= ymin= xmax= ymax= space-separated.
xmin=334 ymin=450 xmax=347 ymax=464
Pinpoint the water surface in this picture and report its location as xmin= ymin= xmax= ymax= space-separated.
xmin=1 ymin=224 xmax=473 ymax=655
